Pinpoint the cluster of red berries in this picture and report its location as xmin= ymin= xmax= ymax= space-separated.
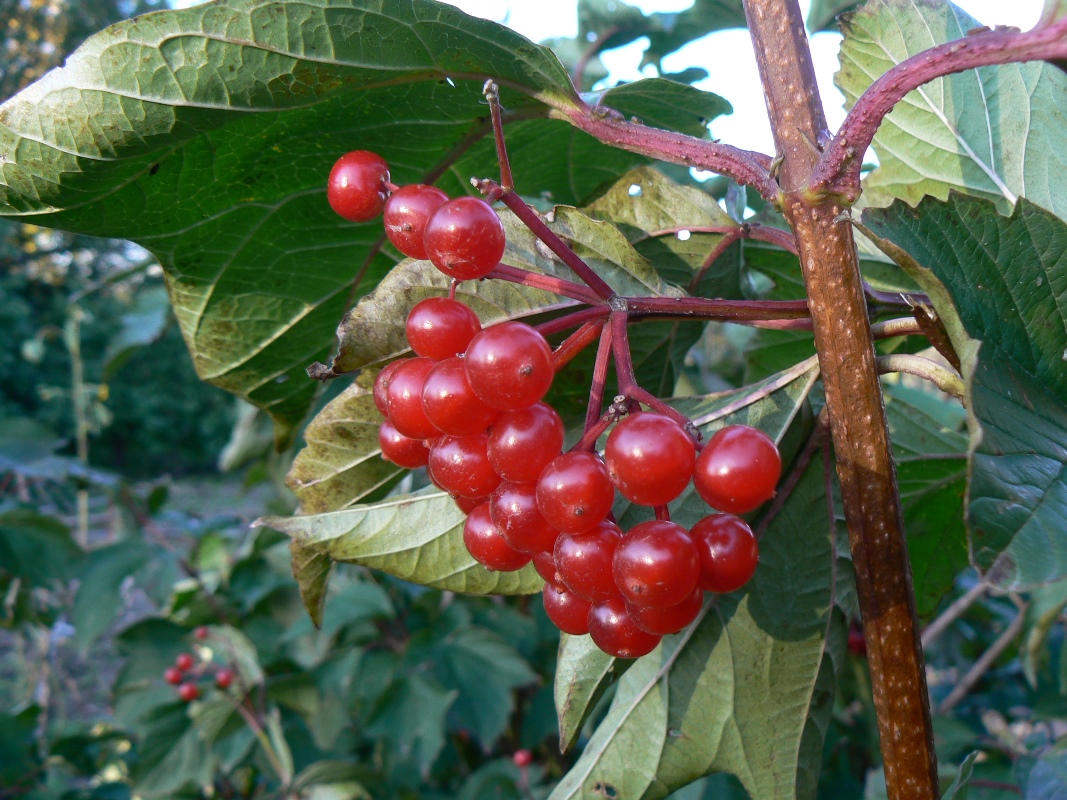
xmin=328 ymin=151 xmax=783 ymax=659
xmin=162 ymin=627 xmax=235 ymax=702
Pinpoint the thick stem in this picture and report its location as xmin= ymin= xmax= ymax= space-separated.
xmin=744 ymin=2 xmax=938 ymax=797
xmin=626 ymin=295 xmax=809 ymax=320
xmin=811 ymin=18 xmax=1067 ymax=199
xmin=559 ymin=103 xmax=780 ymax=200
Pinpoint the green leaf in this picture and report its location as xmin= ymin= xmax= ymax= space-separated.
xmin=598 ymin=80 xmax=731 ymax=140
xmin=364 ymin=675 xmax=456 ymax=776
xmin=72 ymin=540 xmax=152 ymax=648
xmin=290 ymin=541 xmax=334 ymax=628
xmin=286 ymin=371 xmax=400 ymax=514
xmin=128 ymin=703 xmax=215 ymax=797
xmin=551 ymin=447 xmax=849 ymax=800
xmin=0 ymin=508 xmax=79 ymax=588
xmin=259 ymin=489 xmax=543 ymax=597
xmin=201 ymin=624 xmax=265 ymax=685
xmin=0 ymin=0 xmax=725 ymax=443
xmin=103 ymin=285 xmax=170 ymax=378
xmin=430 ymin=626 xmax=538 ymax=746
xmin=862 ymin=194 xmax=1067 ymax=590
xmin=837 ymin=0 xmax=1067 ymax=215
xmin=555 ymin=633 xmax=617 ymax=752
xmin=883 ymin=384 xmax=969 ymax=616
xmin=1040 ymin=0 xmax=1067 ymax=24
xmin=941 ymin=752 xmax=979 ymax=800
xmin=807 ymin=0 xmax=859 ymax=31
xmin=1020 ymin=578 xmax=1067 ymax=687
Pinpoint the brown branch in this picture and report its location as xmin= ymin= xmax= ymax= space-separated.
xmin=743 ymin=2 xmax=938 ymax=798
xmin=811 ymin=18 xmax=1067 ymax=200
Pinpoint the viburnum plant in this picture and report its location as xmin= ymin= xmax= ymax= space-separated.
xmin=2 ymin=0 xmax=1067 ymax=797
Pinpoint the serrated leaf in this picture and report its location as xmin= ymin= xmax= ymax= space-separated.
xmin=598 ymin=80 xmax=731 ymax=140
xmin=551 ymin=447 xmax=849 ymax=800
xmin=72 ymin=540 xmax=152 ymax=648
xmin=364 ymin=675 xmax=456 ymax=775
xmin=862 ymin=194 xmax=1067 ymax=590
xmin=259 ymin=489 xmax=543 ymax=596
xmin=555 ymin=633 xmax=616 ymax=752
xmin=431 ymin=626 xmax=538 ymax=746
xmin=837 ymin=0 xmax=1067 ymax=215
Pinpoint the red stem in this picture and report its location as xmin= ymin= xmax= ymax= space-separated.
xmin=553 ymin=320 xmax=606 ymax=371
xmin=654 ymin=505 xmax=671 ymax=521
xmin=811 ymin=18 xmax=1067 ymax=199
xmin=483 ymin=81 xmax=515 ymax=191
xmin=690 ymin=230 xmax=743 ymax=292
xmin=486 ymin=263 xmax=602 ymax=304
xmin=535 ymin=305 xmax=611 ymax=338
xmin=585 ymin=324 xmax=614 ymax=433
xmin=560 ymin=103 xmax=780 ymax=200
xmin=487 ymin=186 xmax=617 ymax=299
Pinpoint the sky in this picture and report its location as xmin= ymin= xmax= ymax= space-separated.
xmin=168 ymin=0 xmax=1047 ymax=156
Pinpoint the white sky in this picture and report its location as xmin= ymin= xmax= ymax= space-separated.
xmin=167 ymin=0 xmax=1046 ymax=157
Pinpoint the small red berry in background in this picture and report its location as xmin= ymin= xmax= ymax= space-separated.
xmin=384 ymin=184 xmax=449 ymax=259
xmin=175 ymin=652 xmax=195 ymax=671
xmin=690 ymin=513 xmax=759 ymax=593
xmin=327 ymin=150 xmax=390 ymax=222
xmin=848 ymin=626 xmax=867 ymax=656
xmin=193 ymin=626 xmax=209 ymax=640
xmin=215 ymin=668 xmax=235 ymax=689
xmin=177 ymin=682 xmax=200 ymax=703
xmin=693 ymin=425 xmax=781 ymax=515
xmin=424 ymin=196 xmax=506 ymax=280
xmin=512 ymin=749 xmax=533 ymax=768
xmin=164 ymin=667 xmax=184 ymax=685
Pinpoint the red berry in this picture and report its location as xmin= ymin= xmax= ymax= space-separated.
xmin=588 ymin=596 xmax=661 ymax=658
xmin=463 ymin=503 xmax=531 ymax=572
xmin=424 ymin=197 xmax=506 ymax=281
xmin=848 ymin=627 xmax=867 ymax=656
xmin=464 ymin=322 xmax=554 ymax=411
xmin=175 ymin=653 xmax=195 ymax=671
xmin=536 ymin=452 xmax=615 ymax=534
xmin=454 ymin=494 xmax=487 ymax=515
xmin=626 ymin=587 xmax=704 ymax=635
xmin=532 ymin=550 xmax=559 ymax=584
xmin=385 ymin=358 xmax=441 ymax=440
xmin=489 ymin=482 xmax=560 ymax=554
xmin=384 ymin=184 xmax=449 ymax=259
xmin=487 ymin=403 xmax=564 ymax=483
xmin=512 ymin=749 xmax=533 ymax=768
xmin=421 ymin=357 xmax=499 ymax=436
xmin=405 ymin=297 xmax=482 ymax=361
xmin=543 ymin=583 xmax=591 ymax=635
xmin=605 ymin=412 xmax=695 ymax=506
xmin=428 ymin=433 xmax=501 ymax=499
xmin=215 ymin=668 xmax=235 ymax=689
xmin=690 ymin=514 xmax=759 ymax=593
xmin=164 ymin=667 xmax=184 ymax=685
xmin=612 ymin=520 xmax=699 ymax=608
xmin=693 ymin=425 xmax=781 ymax=515
xmin=554 ymin=520 xmax=624 ymax=602
xmin=327 ymin=150 xmax=390 ymax=222
xmin=373 ymin=361 xmax=404 ymax=417
xmin=378 ymin=420 xmax=430 ymax=468
xmin=193 ymin=626 xmax=209 ymax=641
xmin=177 ymin=682 xmax=200 ymax=702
